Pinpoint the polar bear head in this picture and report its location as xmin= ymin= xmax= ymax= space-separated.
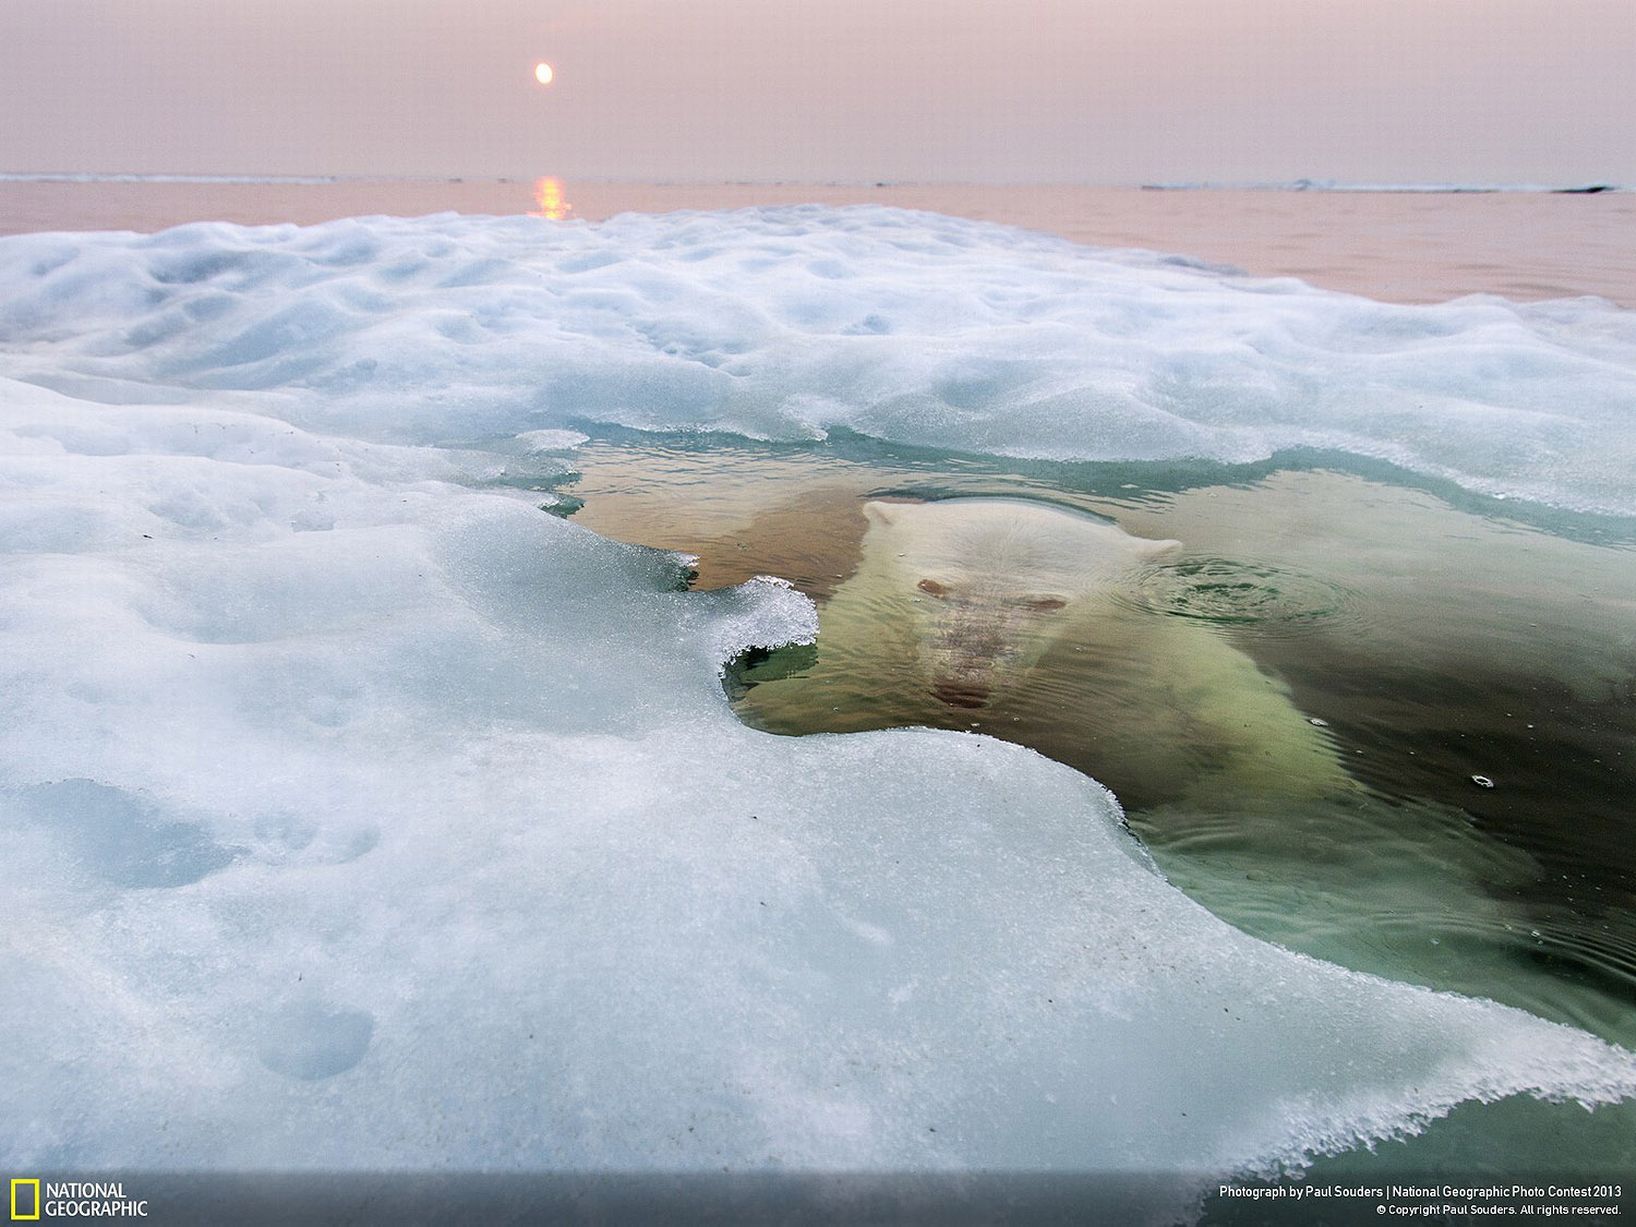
xmin=862 ymin=498 xmax=1180 ymax=709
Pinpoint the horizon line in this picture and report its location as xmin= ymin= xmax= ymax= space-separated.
xmin=0 ymin=171 xmax=1625 ymax=194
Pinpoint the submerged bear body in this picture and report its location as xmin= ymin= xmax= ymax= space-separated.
xmin=739 ymin=496 xmax=1352 ymax=807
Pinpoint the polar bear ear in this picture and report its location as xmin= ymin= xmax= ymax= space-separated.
xmin=862 ymin=501 xmax=903 ymax=527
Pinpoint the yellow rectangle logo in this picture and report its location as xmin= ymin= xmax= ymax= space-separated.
xmin=9 ymin=1178 xmax=40 ymax=1222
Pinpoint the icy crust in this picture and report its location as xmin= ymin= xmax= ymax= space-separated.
xmin=2 ymin=382 xmax=1635 ymax=1201
xmin=1 ymin=207 xmax=1635 ymax=515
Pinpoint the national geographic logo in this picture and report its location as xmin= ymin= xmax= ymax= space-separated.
xmin=9 ymin=1181 xmax=38 ymax=1221
xmin=9 ymin=1180 xmax=147 ymax=1219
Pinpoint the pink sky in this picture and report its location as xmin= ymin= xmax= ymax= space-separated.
xmin=1 ymin=0 xmax=1631 ymax=184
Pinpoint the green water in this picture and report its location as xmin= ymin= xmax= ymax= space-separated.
xmin=517 ymin=429 xmax=1636 ymax=1182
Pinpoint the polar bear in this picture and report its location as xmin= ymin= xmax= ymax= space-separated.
xmin=736 ymin=498 xmax=1527 ymax=1001
xmin=737 ymin=496 xmax=1354 ymax=806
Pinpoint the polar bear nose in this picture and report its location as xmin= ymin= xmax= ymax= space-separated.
xmin=931 ymin=680 xmax=991 ymax=709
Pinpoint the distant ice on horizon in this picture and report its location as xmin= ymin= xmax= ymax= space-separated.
xmin=0 ymin=171 xmax=344 ymax=185
xmin=1140 ymin=178 xmax=1624 ymax=193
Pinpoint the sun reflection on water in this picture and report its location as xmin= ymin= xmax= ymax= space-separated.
xmin=530 ymin=177 xmax=572 ymax=221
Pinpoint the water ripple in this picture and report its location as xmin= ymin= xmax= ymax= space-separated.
xmin=1114 ymin=555 xmax=1363 ymax=639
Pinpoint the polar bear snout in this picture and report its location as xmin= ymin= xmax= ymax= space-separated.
xmin=923 ymin=607 xmax=1027 ymax=709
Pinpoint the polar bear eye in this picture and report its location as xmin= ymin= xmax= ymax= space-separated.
xmin=917 ymin=578 xmax=949 ymax=598
xmin=1021 ymin=595 xmax=1067 ymax=611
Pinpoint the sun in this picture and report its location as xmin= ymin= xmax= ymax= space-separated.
xmin=533 ymin=62 xmax=554 ymax=86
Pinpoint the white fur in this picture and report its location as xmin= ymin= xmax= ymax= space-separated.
xmin=745 ymin=497 xmax=1351 ymax=801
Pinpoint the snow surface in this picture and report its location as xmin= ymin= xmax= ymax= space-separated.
xmin=1 ymin=207 xmax=1634 ymax=514
xmin=1 ymin=210 xmax=1634 ymax=1204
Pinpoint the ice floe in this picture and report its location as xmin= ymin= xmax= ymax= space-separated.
xmin=1 ymin=206 xmax=1633 ymax=514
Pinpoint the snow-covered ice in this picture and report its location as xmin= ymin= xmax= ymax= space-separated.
xmin=2 ymin=207 xmax=1633 ymax=513
xmin=1 ymin=209 xmax=1634 ymax=1204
